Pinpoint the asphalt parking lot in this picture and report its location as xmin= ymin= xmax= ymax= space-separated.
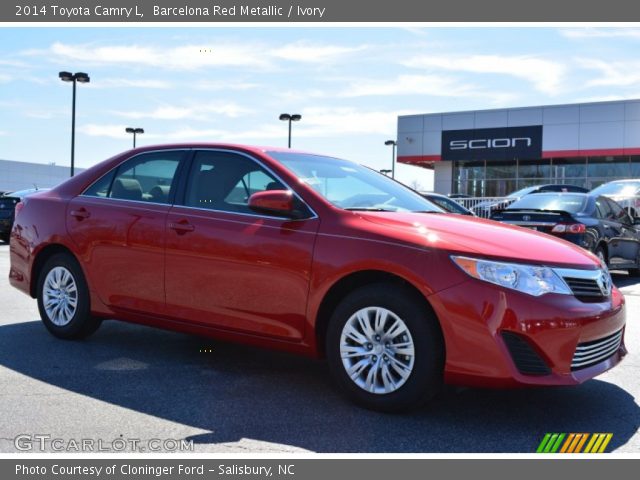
xmin=0 ymin=242 xmax=638 ymax=453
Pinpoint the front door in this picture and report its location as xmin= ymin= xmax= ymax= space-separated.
xmin=164 ymin=150 xmax=319 ymax=340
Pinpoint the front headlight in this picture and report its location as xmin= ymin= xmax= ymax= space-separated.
xmin=451 ymin=256 xmax=572 ymax=297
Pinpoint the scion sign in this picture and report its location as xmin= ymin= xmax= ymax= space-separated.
xmin=442 ymin=125 xmax=542 ymax=161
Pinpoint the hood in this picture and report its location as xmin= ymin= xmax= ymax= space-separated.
xmin=357 ymin=211 xmax=597 ymax=268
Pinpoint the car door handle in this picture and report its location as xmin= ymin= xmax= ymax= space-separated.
xmin=169 ymin=221 xmax=195 ymax=233
xmin=70 ymin=208 xmax=91 ymax=220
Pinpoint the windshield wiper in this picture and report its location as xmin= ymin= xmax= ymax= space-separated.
xmin=344 ymin=207 xmax=396 ymax=212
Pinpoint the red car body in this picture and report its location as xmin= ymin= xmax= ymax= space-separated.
xmin=9 ymin=144 xmax=626 ymax=407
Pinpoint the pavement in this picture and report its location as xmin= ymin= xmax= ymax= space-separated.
xmin=0 ymin=242 xmax=638 ymax=453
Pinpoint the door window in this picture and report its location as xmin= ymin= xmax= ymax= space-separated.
xmin=84 ymin=151 xmax=184 ymax=204
xmin=184 ymin=151 xmax=288 ymax=214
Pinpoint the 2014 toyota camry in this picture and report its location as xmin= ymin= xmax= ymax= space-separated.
xmin=9 ymin=144 xmax=626 ymax=411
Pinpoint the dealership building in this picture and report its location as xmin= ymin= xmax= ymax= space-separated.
xmin=397 ymin=99 xmax=640 ymax=197
xmin=0 ymin=159 xmax=78 ymax=193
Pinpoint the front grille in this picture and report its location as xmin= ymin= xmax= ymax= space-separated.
xmin=564 ymin=277 xmax=605 ymax=298
xmin=501 ymin=331 xmax=551 ymax=376
xmin=571 ymin=329 xmax=623 ymax=370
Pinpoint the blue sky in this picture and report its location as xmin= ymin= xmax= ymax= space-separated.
xmin=1 ymin=26 xmax=640 ymax=190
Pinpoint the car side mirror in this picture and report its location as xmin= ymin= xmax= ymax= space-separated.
xmin=248 ymin=190 xmax=297 ymax=218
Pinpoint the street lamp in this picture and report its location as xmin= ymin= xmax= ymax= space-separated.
xmin=125 ymin=127 xmax=144 ymax=148
xmin=279 ymin=113 xmax=302 ymax=148
xmin=384 ymin=139 xmax=397 ymax=179
xmin=59 ymin=71 xmax=90 ymax=177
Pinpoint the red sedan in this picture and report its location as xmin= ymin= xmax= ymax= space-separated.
xmin=9 ymin=144 xmax=626 ymax=411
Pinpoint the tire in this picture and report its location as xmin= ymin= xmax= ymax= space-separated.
xmin=628 ymin=249 xmax=640 ymax=277
xmin=326 ymin=283 xmax=444 ymax=412
xmin=36 ymin=252 xmax=102 ymax=340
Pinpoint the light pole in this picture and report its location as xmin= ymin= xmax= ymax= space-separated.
xmin=279 ymin=113 xmax=302 ymax=148
xmin=384 ymin=140 xmax=397 ymax=179
xmin=59 ymin=71 xmax=90 ymax=177
xmin=126 ymin=127 xmax=144 ymax=148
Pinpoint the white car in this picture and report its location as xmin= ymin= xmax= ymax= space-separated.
xmin=591 ymin=179 xmax=640 ymax=217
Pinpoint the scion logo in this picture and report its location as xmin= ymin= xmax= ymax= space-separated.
xmin=449 ymin=137 xmax=532 ymax=150
xmin=442 ymin=125 xmax=542 ymax=161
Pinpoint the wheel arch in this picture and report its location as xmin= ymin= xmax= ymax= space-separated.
xmin=30 ymin=243 xmax=79 ymax=298
xmin=314 ymin=269 xmax=443 ymax=358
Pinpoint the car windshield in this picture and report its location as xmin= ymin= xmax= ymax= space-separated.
xmin=269 ymin=152 xmax=442 ymax=213
xmin=591 ymin=181 xmax=640 ymax=196
xmin=506 ymin=194 xmax=587 ymax=213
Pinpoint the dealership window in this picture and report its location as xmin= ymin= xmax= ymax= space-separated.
xmin=451 ymin=155 xmax=638 ymax=196
xmin=630 ymin=156 xmax=640 ymax=176
xmin=518 ymin=159 xmax=551 ymax=179
xmin=587 ymin=156 xmax=630 ymax=178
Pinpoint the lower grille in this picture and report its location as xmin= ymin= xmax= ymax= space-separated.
xmin=571 ymin=329 xmax=623 ymax=370
xmin=501 ymin=331 xmax=551 ymax=376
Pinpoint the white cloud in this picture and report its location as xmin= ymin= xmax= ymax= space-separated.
xmin=402 ymin=54 xmax=566 ymax=95
xmin=577 ymin=58 xmax=640 ymax=88
xmin=338 ymin=74 xmax=518 ymax=106
xmin=79 ymin=124 xmax=132 ymax=139
xmin=110 ymin=102 xmax=251 ymax=121
xmin=560 ymin=28 xmax=640 ymax=40
xmin=271 ymin=42 xmax=366 ymax=63
xmin=0 ymin=130 xmax=8 ymax=136
xmin=193 ymin=80 xmax=260 ymax=91
xmin=87 ymin=78 xmax=172 ymax=89
xmin=0 ymin=73 xmax=12 ymax=83
xmin=28 ymin=42 xmax=271 ymax=70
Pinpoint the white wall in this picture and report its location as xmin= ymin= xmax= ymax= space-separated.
xmin=0 ymin=159 xmax=83 ymax=193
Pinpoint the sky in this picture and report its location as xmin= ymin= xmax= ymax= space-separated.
xmin=1 ymin=26 xmax=640 ymax=190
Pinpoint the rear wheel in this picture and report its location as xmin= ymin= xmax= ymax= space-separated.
xmin=37 ymin=253 xmax=102 ymax=339
xmin=326 ymin=284 xmax=444 ymax=412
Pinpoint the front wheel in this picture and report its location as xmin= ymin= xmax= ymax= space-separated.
xmin=37 ymin=253 xmax=102 ymax=339
xmin=326 ymin=284 xmax=444 ymax=412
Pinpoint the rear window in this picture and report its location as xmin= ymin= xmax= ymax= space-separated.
xmin=506 ymin=194 xmax=587 ymax=213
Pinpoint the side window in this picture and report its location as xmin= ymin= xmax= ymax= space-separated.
xmin=606 ymin=198 xmax=630 ymax=223
xmin=595 ymin=197 xmax=613 ymax=220
xmin=109 ymin=152 xmax=183 ymax=204
xmin=185 ymin=151 xmax=286 ymax=213
xmin=84 ymin=170 xmax=115 ymax=198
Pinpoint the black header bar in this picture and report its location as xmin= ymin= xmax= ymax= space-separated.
xmin=3 ymin=0 xmax=640 ymax=22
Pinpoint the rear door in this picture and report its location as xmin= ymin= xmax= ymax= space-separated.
xmin=66 ymin=149 xmax=187 ymax=315
xmin=164 ymin=149 xmax=319 ymax=340
xmin=602 ymin=197 xmax=640 ymax=267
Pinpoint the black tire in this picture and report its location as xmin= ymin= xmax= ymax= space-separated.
xmin=628 ymin=248 xmax=640 ymax=277
xmin=36 ymin=252 xmax=102 ymax=340
xmin=325 ymin=283 xmax=444 ymax=412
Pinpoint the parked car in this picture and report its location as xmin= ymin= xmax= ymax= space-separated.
xmin=590 ymin=179 xmax=640 ymax=217
xmin=419 ymin=192 xmax=474 ymax=215
xmin=9 ymin=145 xmax=625 ymax=411
xmin=472 ymin=184 xmax=589 ymax=217
xmin=447 ymin=193 xmax=471 ymax=199
xmin=491 ymin=192 xmax=640 ymax=274
xmin=0 ymin=188 xmax=49 ymax=243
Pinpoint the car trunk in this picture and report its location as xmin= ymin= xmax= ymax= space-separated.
xmin=491 ymin=209 xmax=574 ymax=234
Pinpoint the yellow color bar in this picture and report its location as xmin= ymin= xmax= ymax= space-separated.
xmin=584 ymin=434 xmax=598 ymax=453
xmin=597 ymin=433 xmax=613 ymax=453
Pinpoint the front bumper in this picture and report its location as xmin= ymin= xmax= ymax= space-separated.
xmin=429 ymin=279 xmax=626 ymax=388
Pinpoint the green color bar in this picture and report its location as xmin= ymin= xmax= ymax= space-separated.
xmin=550 ymin=433 xmax=566 ymax=453
xmin=544 ymin=434 xmax=559 ymax=453
xmin=537 ymin=433 xmax=552 ymax=453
